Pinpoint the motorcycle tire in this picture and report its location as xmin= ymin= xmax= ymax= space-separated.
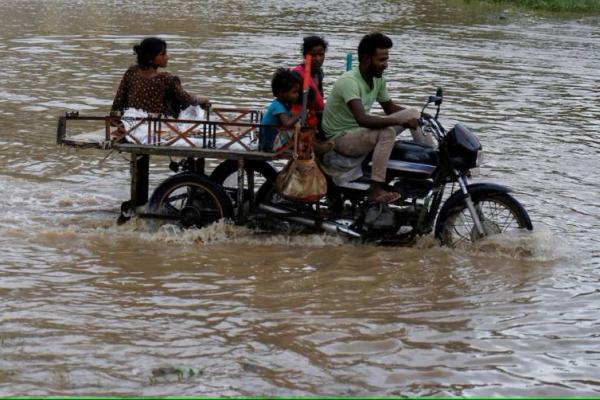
xmin=435 ymin=191 xmax=532 ymax=248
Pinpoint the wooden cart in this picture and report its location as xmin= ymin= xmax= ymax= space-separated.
xmin=56 ymin=108 xmax=288 ymax=225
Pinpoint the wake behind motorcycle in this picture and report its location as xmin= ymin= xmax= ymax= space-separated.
xmin=237 ymin=87 xmax=534 ymax=246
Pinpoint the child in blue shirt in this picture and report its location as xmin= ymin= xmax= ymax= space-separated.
xmin=259 ymin=68 xmax=301 ymax=152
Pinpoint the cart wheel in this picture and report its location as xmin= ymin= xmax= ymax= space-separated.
xmin=209 ymin=160 xmax=277 ymax=210
xmin=148 ymin=173 xmax=233 ymax=228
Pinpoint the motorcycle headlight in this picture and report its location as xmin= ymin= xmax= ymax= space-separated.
xmin=476 ymin=150 xmax=484 ymax=167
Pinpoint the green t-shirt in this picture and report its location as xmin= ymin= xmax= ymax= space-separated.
xmin=322 ymin=67 xmax=391 ymax=139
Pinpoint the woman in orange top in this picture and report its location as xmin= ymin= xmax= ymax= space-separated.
xmin=291 ymin=35 xmax=328 ymax=128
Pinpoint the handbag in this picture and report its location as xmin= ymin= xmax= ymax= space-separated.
xmin=275 ymin=126 xmax=327 ymax=202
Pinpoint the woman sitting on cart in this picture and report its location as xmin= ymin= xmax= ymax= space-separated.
xmin=111 ymin=37 xmax=209 ymax=118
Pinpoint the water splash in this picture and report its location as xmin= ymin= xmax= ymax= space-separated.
xmin=458 ymin=229 xmax=571 ymax=262
xmin=131 ymin=218 xmax=347 ymax=247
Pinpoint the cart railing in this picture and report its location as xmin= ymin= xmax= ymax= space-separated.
xmin=56 ymin=107 xmax=292 ymax=223
xmin=56 ymin=107 xmax=270 ymax=152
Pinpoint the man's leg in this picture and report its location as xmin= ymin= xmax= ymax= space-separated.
xmin=410 ymin=125 xmax=435 ymax=146
xmin=334 ymin=127 xmax=399 ymax=202
xmin=332 ymin=127 xmax=376 ymax=157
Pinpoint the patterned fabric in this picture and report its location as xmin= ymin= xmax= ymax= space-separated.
xmin=111 ymin=65 xmax=196 ymax=116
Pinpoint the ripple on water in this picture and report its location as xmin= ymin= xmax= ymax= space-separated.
xmin=0 ymin=0 xmax=599 ymax=396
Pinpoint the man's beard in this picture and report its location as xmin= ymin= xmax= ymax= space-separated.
xmin=369 ymin=65 xmax=384 ymax=78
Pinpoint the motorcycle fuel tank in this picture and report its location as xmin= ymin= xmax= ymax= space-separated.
xmin=391 ymin=140 xmax=438 ymax=165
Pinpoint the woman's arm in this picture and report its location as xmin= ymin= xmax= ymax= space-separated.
xmin=111 ymin=69 xmax=131 ymax=112
xmin=169 ymin=75 xmax=209 ymax=109
xmin=195 ymin=95 xmax=210 ymax=110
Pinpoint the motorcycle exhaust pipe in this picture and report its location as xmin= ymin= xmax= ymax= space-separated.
xmin=258 ymin=203 xmax=362 ymax=238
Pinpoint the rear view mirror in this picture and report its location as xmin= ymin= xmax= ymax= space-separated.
xmin=435 ymin=87 xmax=443 ymax=106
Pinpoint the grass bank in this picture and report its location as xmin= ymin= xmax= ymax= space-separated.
xmin=465 ymin=0 xmax=600 ymax=13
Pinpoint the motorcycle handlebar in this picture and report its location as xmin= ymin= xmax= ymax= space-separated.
xmin=419 ymin=116 xmax=444 ymax=142
xmin=435 ymin=87 xmax=443 ymax=105
xmin=421 ymin=88 xmax=444 ymax=124
xmin=419 ymin=88 xmax=446 ymax=141
xmin=428 ymin=95 xmax=442 ymax=104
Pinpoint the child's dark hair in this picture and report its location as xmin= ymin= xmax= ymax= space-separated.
xmin=133 ymin=37 xmax=167 ymax=68
xmin=271 ymin=68 xmax=301 ymax=97
xmin=358 ymin=32 xmax=393 ymax=61
xmin=302 ymin=35 xmax=328 ymax=55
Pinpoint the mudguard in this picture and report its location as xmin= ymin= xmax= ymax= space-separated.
xmin=434 ymin=182 xmax=514 ymax=238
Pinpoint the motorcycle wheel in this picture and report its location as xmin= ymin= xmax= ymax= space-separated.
xmin=209 ymin=160 xmax=277 ymax=210
xmin=437 ymin=192 xmax=532 ymax=248
xmin=148 ymin=173 xmax=233 ymax=228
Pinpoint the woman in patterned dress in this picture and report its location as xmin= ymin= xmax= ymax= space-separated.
xmin=111 ymin=37 xmax=209 ymax=117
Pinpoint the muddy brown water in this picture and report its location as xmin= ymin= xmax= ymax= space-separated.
xmin=0 ymin=0 xmax=599 ymax=396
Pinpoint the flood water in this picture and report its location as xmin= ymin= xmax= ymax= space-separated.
xmin=1 ymin=0 xmax=599 ymax=396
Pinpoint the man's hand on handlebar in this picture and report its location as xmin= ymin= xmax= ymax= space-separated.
xmin=394 ymin=108 xmax=421 ymax=129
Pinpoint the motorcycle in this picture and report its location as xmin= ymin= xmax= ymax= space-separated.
xmin=148 ymin=88 xmax=533 ymax=247
xmin=254 ymin=88 xmax=532 ymax=246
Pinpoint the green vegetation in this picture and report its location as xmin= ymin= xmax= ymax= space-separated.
xmin=149 ymin=366 xmax=203 ymax=385
xmin=465 ymin=0 xmax=600 ymax=13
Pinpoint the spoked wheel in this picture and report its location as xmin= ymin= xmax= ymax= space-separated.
xmin=148 ymin=173 xmax=233 ymax=228
xmin=209 ymin=160 xmax=278 ymax=211
xmin=437 ymin=192 xmax=532 ymax=248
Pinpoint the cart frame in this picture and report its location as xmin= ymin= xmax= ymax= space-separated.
xmin=56 ymin=108 xmax=288 ymax=223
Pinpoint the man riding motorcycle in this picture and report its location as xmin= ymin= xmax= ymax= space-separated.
xmin=321 ymin=32 xmax=434 ymax=204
